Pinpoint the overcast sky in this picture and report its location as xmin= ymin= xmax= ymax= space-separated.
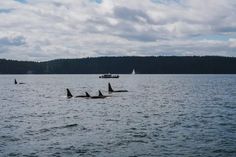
xmin=0 ymin=0 xmax=236 ymax=61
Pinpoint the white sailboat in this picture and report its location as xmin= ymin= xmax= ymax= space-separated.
xmin=132 ymin=69 xmax=136 ymax=75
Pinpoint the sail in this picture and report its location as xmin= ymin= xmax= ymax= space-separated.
xmin=132 ymin=69 xmax=135 ymax=74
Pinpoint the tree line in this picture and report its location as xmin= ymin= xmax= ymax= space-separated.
xmin=0 ymin=56 xmax=236 ymax=74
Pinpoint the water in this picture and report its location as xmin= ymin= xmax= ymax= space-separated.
xmin=0 ymin=75 xmax=236 ymax=157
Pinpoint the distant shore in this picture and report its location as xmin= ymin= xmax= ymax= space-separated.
xmin=1 ymin=56 xmax=236 ymax=74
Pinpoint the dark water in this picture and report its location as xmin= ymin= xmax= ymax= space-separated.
xmin=0 ymin=75 xmax=236 ymax=157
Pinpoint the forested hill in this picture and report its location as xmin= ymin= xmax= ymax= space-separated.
xmin=1 ymin=56 xmax=236 ymax=74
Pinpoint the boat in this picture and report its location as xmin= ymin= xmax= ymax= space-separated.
xmin=132 ymin=69 xmax=136 ymax=75
xmin=99 ymin=73 xmax=119 ymax=78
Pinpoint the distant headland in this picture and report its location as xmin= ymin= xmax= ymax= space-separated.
xmin=1 ymin=56 xmax=236 ymax=74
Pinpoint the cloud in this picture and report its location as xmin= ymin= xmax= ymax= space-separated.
xmin=0 ymin=36 xmax=26 ymax=46
xmin=0 ymin=8 xmax=14 ymax=13
xmin=0 ymin=0 xmax=235 ymax=60
xmin=14 ymin=0 xmax=28 ymax=4
xmin=114 ymin=6 xmax=150 ymax=23
xmin=229 ymin=39 xmax=236 ymax=48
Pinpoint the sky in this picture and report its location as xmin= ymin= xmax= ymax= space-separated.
xmin=0 ymin=0 xmax=236 ymax=61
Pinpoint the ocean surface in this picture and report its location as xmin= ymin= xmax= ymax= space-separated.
xmin=0 ymin=75 xmax=236 ymax=157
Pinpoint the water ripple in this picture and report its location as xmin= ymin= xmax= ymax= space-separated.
xmin=0 ymin=75 xmax=236 ymax=157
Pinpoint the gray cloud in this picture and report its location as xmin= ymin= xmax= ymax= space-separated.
xmin=216 ymin=26 xmax=236 ymax=33
xmin=0 ymin=0 xmax=235 ymax=60
xmin=0 ymin=36 xmax=26 ymax=46
xmin=0 ymin=8 xmax=14 ymax=13
xmin=114 ymin=6 xmax=151 ymax=23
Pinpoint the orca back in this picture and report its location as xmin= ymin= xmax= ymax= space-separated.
xmin=98 ymin=90 xmax=103 ymax=97
xmin=108 ymin=83 xmax=114 ymax=92
xmin=85 ymin=92 xmax=90 ymax=97
xmin=66 ymin=88 xmax=73 ymax=98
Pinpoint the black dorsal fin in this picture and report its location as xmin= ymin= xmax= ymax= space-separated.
xmin=85 ymin=92 xmax=90 ymax=97
xmin=66 ymin=88 xmax=73 ymax=98
xmin=108 ymin=83 xmax=113 ymax=92
xmin=14 ymin=79 xmax=17 ymax=84
xmin=98 ymin=90 xmax=103 ymax=97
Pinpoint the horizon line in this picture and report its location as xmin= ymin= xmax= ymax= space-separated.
xmin=1 ymin=55 xmax=235 ymax=63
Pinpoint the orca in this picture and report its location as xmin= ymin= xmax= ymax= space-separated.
xmin=66 ymin=88 xmax=90 ymax=99
xmin=89 ymin=90 xmax=109 ymax=99
xmin=108 ymin=83 xmax=128 ymax=93
xmin=66 ymin=88 xmax=73 ymax=98
xmin=14 ymin=79 xmax=25 ymax=85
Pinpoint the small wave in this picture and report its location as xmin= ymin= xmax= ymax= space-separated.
xmin=127 ymin=139 xmax=148 ymax=144
xmin=223 ymin=102 xmax=236 ymax=109
xmin=22 ymin=152 xmax=38 ymax=157
xmin=39 ymin=128 xmax=51 ymax=133
xmin=50 ymin=123 xmax=78 ymax=130
xmin=143 ymin=115 xmax=149 ymax=118
xmin=213 ymin=149 xmax=236 ymax=154
xmin=8 ymin=115 xmax=24 ymax=119
xmin=63 ymin=145 xmax=75 ymax=151
xmin=61 ymin=124 xmax=78 ymax=128
xmin=3 ymin=124 xmax=19 ymax=129
xmin=105 ymin=119 xmax=120 ymax=122
xmin=39 ymin=123 xmax=78 ymax=133
xmin=115 ymin=139 xmax=148 ymax=147
xmin=7 ymin=152 xmax=22 ymax=156
xmin=0 ymin=135 xmax=20 ymax=142
xmin=75 ymin=148 xmax=89 ymax=154
xmin=51 ymin=152 xmax=61 ymax=156
xmin=129 ymin=153 xmax=156 ymax=157
xmin=132 ymin=133 xmax=148 ymax=138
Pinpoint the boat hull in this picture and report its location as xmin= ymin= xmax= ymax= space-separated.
xmin=99 ymin=76 xmax=119 ymax=78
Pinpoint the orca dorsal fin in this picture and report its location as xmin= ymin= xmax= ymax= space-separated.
xmin=14 ymin=79 xmax=17 ymax=84
xmin=98 ymin=90 xmax=103 ymax=97
xmin=66 ymin=88 xmax=73 ymax=98
xmin=85 ymin=92 xmax=90 ymax=97
xmin=108 ymin=83 xmax=113 ymax=92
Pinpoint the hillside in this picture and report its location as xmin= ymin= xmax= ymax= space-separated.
xmin=0 ymin=56 xmax=236 ymax=74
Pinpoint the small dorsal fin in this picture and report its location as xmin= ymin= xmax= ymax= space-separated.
xmin=108 ymin=83 xmax=113 ymax=92
xmin=66 ymin=88 xmax=73 ymax=98
xmin=85 ymin=92 xmax=90 ymax=97
xmin=14 ymin=79 xmax=17 ymax=84
xmin=98 ymin=90 xmax=103 ymax=97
